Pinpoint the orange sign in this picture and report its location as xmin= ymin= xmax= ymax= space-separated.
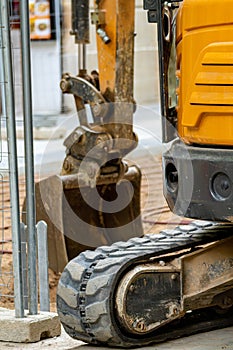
xmin=29 ymin=0 xmax=51 ymax=40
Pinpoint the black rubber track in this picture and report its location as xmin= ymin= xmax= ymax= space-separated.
xmin=57 ymin=221 xmax=233 ymax=348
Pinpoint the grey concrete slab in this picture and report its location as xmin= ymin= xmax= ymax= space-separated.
xmin=0 ymin=326 xmax=232 ymax=349
xmin=0 ymin=308 xmax=60 ymax=343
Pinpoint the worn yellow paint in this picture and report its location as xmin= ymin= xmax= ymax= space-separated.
xmin=96 ymin=0 xmax=135 ymax=102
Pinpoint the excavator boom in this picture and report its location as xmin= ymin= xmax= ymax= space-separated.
xmin=33 ymin=0 xmax=143 ymax=272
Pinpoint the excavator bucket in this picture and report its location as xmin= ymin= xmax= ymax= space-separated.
xmin=22 ymin=0 xmax=143 ymax=273
xmin=34 ymin=164 xmax=142 ymax=273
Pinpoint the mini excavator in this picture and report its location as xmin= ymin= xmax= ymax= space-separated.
xmin=39 ymin=0 xmax=233 ymax=347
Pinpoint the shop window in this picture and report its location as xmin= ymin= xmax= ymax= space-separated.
xmin=29 ymin=0 xmax=56 ymax=40
xmin=9 ymin=0 xmax=56 ymax=40
xmin=9 ymin=0 xmax=20 ymax=29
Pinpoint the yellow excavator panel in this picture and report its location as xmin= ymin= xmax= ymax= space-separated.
xmin=176 ymin=0 xmax=233 ymax=145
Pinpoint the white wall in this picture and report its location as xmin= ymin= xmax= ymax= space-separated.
xmin=134 ymin=5 xmax=159 ymax=105
xmin=61 ymin=0 xmax=160 ymax=111
xmin=31 ymin=40 xmax=62 ymax=115
xmin=7 ymin=1 xmax=159 ymax=116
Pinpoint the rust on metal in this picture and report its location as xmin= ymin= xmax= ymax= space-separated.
xmin=181 ymin=236 xmax=233 ymax=311
xmin=35 ymin=165 xmax=143 ymax=273
xmin=95 ymin=0 xmax=135 ymax=101
xmin=115 ymin=263 xmax=182 ymax=335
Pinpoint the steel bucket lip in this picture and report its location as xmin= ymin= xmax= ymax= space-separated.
xmin=30 ymin=164 xmax=142 ymax=272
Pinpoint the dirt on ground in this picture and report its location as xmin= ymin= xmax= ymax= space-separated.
xmin=0 ymin=174 xmax=61 ymax=312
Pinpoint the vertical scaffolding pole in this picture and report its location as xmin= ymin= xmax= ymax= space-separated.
xmin=19 ymin=0 xmax=38 ymax=315
xmin=54 ymin=0 xmax=63 ymax=112
xmin=0 ymin=0 xmax=24 ymax=318
xmin=0 ymin=28 xmax=5 ymax=119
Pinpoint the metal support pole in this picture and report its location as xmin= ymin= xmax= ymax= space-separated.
xmin=82 ymin=44 xmax=86 ymax=70
xmin=37 ymin=221 xmax=50 ymax=312
xmin=78 ymin=44 xmax=87 ymax=73
xmin=19 ymin=0 xmax=38 ymax=315
xmin=54 ymin=0 xmax=63 ymax=112
xmin=0 ymin=0 xmax=24 ymax=318
xmin=20 ymin=223 xmax=28 ymax=310
xmin=78 ymin=44 xmax=81 ymax=72
xmin=0 ymin=27 xmax=5 ymax=120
